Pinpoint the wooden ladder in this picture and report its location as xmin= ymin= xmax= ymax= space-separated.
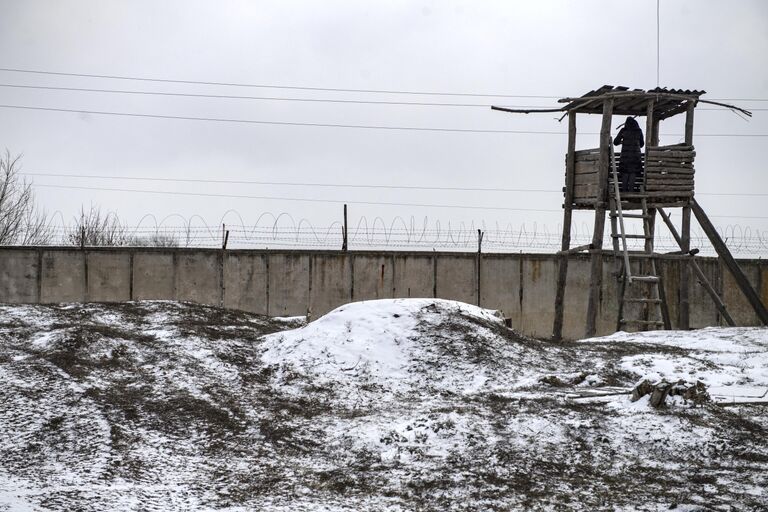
xmin=608 ymin=148 xmax=671 ymax=332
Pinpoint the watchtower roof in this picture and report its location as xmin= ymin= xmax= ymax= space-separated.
xmin=560 ymin=85 xmax=706 ymax=119
xmin=491 ymin=84 xmax=750 ymax=119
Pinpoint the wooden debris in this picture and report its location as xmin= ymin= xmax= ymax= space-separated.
xmin=631 ymin=379 xmax=710 ymax=408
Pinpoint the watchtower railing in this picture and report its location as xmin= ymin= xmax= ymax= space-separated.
xmin=569 ymin=144 xmax=695 ymax=206
xmin=643 ymin=144 xmax=695 ymax=199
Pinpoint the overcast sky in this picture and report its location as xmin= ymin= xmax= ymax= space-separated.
xmin=0 ymin=0 xmax=766 ymax=250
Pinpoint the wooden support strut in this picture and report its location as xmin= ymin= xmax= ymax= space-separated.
xmin=691 ymin=200 xmax=768 ymax=325
xmin=658 ymin=208 xmax=735 ymax=326
xmin=553 ymin=111 xmax=577 ymax=341
xmin=585 ymin=98 xmax=613 ymax=338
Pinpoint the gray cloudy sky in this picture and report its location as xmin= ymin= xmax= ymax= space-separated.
xmin=0 ymin=0 xmax=766 ymax=248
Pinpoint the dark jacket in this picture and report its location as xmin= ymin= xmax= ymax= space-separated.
xmin=614 ymin=118 xmax=644 ymax=173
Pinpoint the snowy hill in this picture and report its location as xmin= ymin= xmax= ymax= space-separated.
xmin=0 ymin=300 xmax=766 ymax=511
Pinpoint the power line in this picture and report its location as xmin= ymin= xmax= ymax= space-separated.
xmin=0 ymin=83 xmax=505 ymax=108
xmin=0 ymin=67 xmax=560 ymax=99
xmin=2 ymin=103 xmax=767 ymax=136
xmin=31 ymin=183 xmax=768 ymax=219
xmin=2 ymin=83 xmax=763 ymax=111
xmin=21 ymin=171 xmax=768 ymax=197
xmin=656 ymin=0 xmax=660 ymax=88
xmin=0 ymin=104 xmax=567 ymax=134
xmin=31 ymin=183 xmax=561 ymax=213
xmin=1 ymin=66 xmax=766 ymax=102
xmin=23 ymin=172 xmax=557 ymax=193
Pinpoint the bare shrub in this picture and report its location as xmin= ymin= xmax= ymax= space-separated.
xmin=68 ymin=205 xmax=180 ymax=247
xmin=128 ymin=233 xmax=179 ymax=247
xmin=0 ymin=150 xmax=52 ymax=245
xmin=68 ymin=205 xmax=130 ymax=247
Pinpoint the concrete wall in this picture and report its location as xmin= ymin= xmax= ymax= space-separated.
xmin=1 ymin=246 xmax=765 ymax=340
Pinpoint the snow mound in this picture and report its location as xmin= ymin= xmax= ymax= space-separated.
xmin=261 ymin=298 xmax=529 ymax=392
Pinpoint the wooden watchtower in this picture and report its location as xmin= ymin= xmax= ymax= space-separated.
xmin=493 ymin=85 xmax=768 ymax=340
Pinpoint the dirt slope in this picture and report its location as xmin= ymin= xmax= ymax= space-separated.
xmin=0 ymin=300 xmax=766 ymax=511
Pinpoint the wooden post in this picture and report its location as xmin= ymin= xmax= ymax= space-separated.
xmin=342 ymin=204 xmax=348 ymax=252
xmin=477 ymin=229 xmax=483 ymax=254
xmin=585 ymin=99 xmax=614 ymax=338
xmin=553 ymin=111 xmax=576 ymax=341
xmin=476 ymin=229 xmax=483 ymax=307
xmin=679 ymin=101 xmax=695 ymax=329
xmin=642 ymin=101 xmax=657 ymax=327
xmin=692 ymin=200 xmax=768 ymax=325
xmin=679 ymin=207 xmax=691 ymax=328
xmin=644 ymin=100 xmax=655 ymax=190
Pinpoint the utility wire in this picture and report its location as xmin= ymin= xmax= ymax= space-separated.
xmin=2 ymin=104 xmax=766 ymax=136
xmin=31 ymin=183 xmax=768 ymax=219
xmin=23 ymin=172 xmax=557 ymax=193
xmin=21 ymin=171 xmax=768 ymax=197
xmin=31 ymin=183 xmax=561 ymax=213
xmin=0 ymin=67 xmax=559 ymax=99
xmin=2 ymin=83 xmax=763 ymax=111
xmin=656 ymin=0 xmax=660 ymax=87
xmin=0 ymin=83 xmax=507 ymax=108
xmin=0 ymin=104 xmax=566 ymax=134
xmin=1 ymin=66 xmax=766 ymax=102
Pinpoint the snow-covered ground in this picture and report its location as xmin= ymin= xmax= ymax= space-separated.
xmin=0 ymin=299 xmax=766 ymax=511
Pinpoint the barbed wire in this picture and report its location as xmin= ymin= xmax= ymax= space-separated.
xmin=21 ymin=211 xmax=768 ymax=257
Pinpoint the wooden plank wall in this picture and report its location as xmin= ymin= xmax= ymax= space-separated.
xmin=568 ymin=144 xmax=695 ymax=205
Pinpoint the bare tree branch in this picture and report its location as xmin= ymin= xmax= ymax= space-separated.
xmin=0 ymin=150 xmax=53 ymax=245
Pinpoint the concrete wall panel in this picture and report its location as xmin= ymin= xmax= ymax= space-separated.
xmin=658 ymin=259 xmax=681 ymax=330
xmin=436 ymin=255 xmax=476 ymax=305
xmin=560 ymin=256 xmax=593 ymax=339
xmin=87 ymin=252 xmax=131 ymax=302
xmin=352 ymin=254 xmax=393 ymax=302
xmin=519 ymin=257 xmax=557 ymax=339
xmin=688 ymin=259 xmax=721 ymax=328
xmin=479 ymin=255 xmax=521 ymax=326
xmin=722 ymin=261 xmax=761 ymax=326
xmin=176 ymin=252 xmax=221 ymax=306
xmin=310 ymin=255 xmax=352 ymax=317
xmin=268 ymin=253 xmax=309 ymax=317
xmin=40 ymin=250 xmax=85 ymax=303
xmin=133 ymin=252 xmax=175 ymax=300
xmin=393 ymin=255 xmax=434 ymax=299
xmin=224 ymin=253 xmax=268 ymax=314
xmin=0 ymin=250 xmax=39 ymax=303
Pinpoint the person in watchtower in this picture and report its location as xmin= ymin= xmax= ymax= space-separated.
xmin=613 ymin=117 xmax=644 ymax=192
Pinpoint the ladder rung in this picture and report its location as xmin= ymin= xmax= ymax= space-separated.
xmin=620 ymin=319 xmax=665 ymax=326
xmin=623 ymin=298 xmax=662 ymax=303
xmin=630 ymin=276 xmax=660 ymax=283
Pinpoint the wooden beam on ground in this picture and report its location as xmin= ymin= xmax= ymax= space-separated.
xmin=691 ymin=200 xmax=768 ymax=325
xmin=586 ymin=99 xmax=613 ymax=338
xmin=553 ymin=111 xmax=577 ymax=341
